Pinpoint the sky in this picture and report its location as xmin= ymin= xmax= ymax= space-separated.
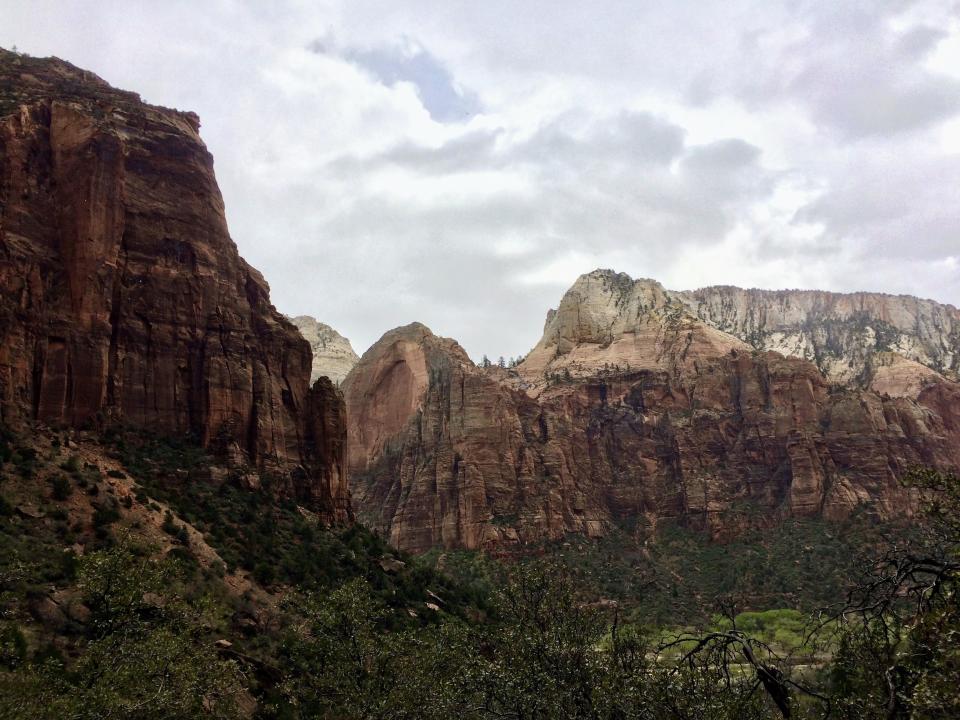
xmin=3 ymin=1 xmax=960 ymax=360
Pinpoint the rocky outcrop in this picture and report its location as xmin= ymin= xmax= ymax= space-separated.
xmin=289 ymin=315 xmax=358 ymax=385
xmin=520 ymin=271 xmax=749 ymax=390
xmin=676 ymin=285 xmax=960 ymax=385
xmin=346 ymin=270 xmax=960 ymax=552
xmin=343 ymin=323 xmax=554 ymax=551
xmin=0 ymin=50 xmax=349 ymax=521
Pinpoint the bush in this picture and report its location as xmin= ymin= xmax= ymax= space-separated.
xmin=0 ymin=624 xmax=28 ymax=670
xmin=92 ymin=501 xmax=120 ymax=528
xmin=13 ymin=447 xmax=36 ymax=478
xmin=60 ymin=455 xmax=82 ymax=475
xmin=253 ymin=562 xmax=276 ymax=586
xmin=49 ymin=475 xmax=73 ymax=502
xmin=160 ymin=510 xmax=180 ymax=536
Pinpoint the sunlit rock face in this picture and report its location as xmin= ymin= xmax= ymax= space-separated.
xmin=346 ymin=270 xmax=960 ymax=552
xmin=289 ymin=315 xmax=359 ymax=386
xmin=0 ymin=50 xmax=349 ymax=521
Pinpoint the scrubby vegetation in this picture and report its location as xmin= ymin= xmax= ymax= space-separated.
xmin=1 ymin=423 xmax=957 ymax=718
xmin=106 ymin=431 xmax=486 ymax=618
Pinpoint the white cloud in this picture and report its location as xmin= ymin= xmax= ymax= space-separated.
xmin=2 ymin=0 xmax=959 ymax=360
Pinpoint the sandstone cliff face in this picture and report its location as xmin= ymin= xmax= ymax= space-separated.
xmin=289 ymin=315 xmax=358 ymax=386
xmin=0 ymin=50 xmax=349 ymax=521
xmin=346 ymin=270 xmax=960 ymax=552
xmin=343 ymin=323 xmax=557 ymax=551
xmin=520 ymin=271 xmax=749 ymax=390
xmin=676 ymin=285 xmax=960 ymax=386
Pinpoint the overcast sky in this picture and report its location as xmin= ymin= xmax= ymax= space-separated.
xmin=3 ymin=1 xmax=960 ymax=359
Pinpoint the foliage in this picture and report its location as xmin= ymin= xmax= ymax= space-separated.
xmin=482 ymin=516 xmax=905 ymax=627
xmin=48 ymin=475 xmax=72 ymax=502
xmin=820 ymin=468 xmax=960 ymax=719
xmin=3 ymin=419 xmax=959 ymax=719
xmin=0 ymin=539 xmax=244 ymax=719
xmin=109 ymin=431 xmax=482 ymax=623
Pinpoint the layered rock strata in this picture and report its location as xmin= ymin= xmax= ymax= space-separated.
xmin=676 ymin=285 xmax=960 ymax=385
xmin=0 ymin=50 xmax=349 ymax=520
xmin=346 ymin=271 xmax=960 ymax=552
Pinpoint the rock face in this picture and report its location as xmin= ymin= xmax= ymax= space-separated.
xmin=343 ymin=323 xmax=552 ymax=551
xmin=289 ymin=315 xmax=358 ymax=385
xmin=346 ymin=270 xmax=960 ymax=552
xmin=676 ymin=285 xmax=960 ymax=385
xmin=0 ymin=50 xmax=349 ymax=521
xmin=520 ymin=271 xmax=750 ymax=390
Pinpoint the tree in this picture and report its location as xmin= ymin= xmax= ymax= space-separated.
xmin=279 ymin=578 xmax=470 ymax=719
xmin=820 ymin=468 xmax=960 ymax=719
xmin=0 ymin=539 xmax=243 ymax=719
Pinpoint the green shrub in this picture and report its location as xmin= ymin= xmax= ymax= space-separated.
xmin=0 ymin=426 xmax=12 ymax=465
xmin=93 ymin=501 xmax=120 ymax=528
xmin=253 ymin=562 xmax=275 ymax=586
xmin=60 ymin=455 xmax=82 ymax=475
xmin=0 ymin=624 xmax=28 ymax=670
xmin=13 ymin=447 xmax=36 ymax=478
xmin=161 ymin=511 xmax=180 ymax=537
xmin=49 ymin=475 xmax=73 ymax=501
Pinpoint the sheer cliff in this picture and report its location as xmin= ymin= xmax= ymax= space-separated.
xmin=0 ymin=50 xmax=349 ymax=520
xmin=676 ymin=285 xmax=960 ymax=386
xmin=346 ymin=271 xmax=960 ymax=552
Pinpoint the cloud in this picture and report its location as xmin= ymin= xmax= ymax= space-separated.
xmin=2 ymin=0 xmax=959 ymax=360
xmin=712 ymin=4 xmax=960 ymax=138
xmin=310 ymin=35 xmax=481 ymax=122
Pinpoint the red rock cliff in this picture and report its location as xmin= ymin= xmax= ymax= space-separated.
xmin=345 ymin=272 xmax=960 ymax=552
xmin=0 ymin=50 xmax=349 ymax=521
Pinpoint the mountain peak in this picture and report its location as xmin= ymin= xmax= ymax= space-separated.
xmin=519 ymin=269 xmax=744 ymax=385
xmin=289 ymin=316 xmax=359 ymax=385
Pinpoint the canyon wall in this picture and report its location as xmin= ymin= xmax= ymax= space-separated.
xmin=676 ymin=285 xmax=960 ymax=385
xmin=0 ymin=50 xmax=349 ymax=520
xmin=347 ymin=271 xmax=960 ymax=552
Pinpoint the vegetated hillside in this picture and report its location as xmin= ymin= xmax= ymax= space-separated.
xmin=0 ymin=422 xmax=490 ymax=715
xmin=0 ymin=47 xmax=348 ymax=522
xmin=345 ymin=271 xmax=960 ymax=553
xmin=3 ymin=426 xmax=957 ymax=718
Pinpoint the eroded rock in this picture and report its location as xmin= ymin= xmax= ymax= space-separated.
xmin=346 ymin=271 xmax=960 ymax=552
xmin=0 ymin=50 xmax=349 ymax=521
